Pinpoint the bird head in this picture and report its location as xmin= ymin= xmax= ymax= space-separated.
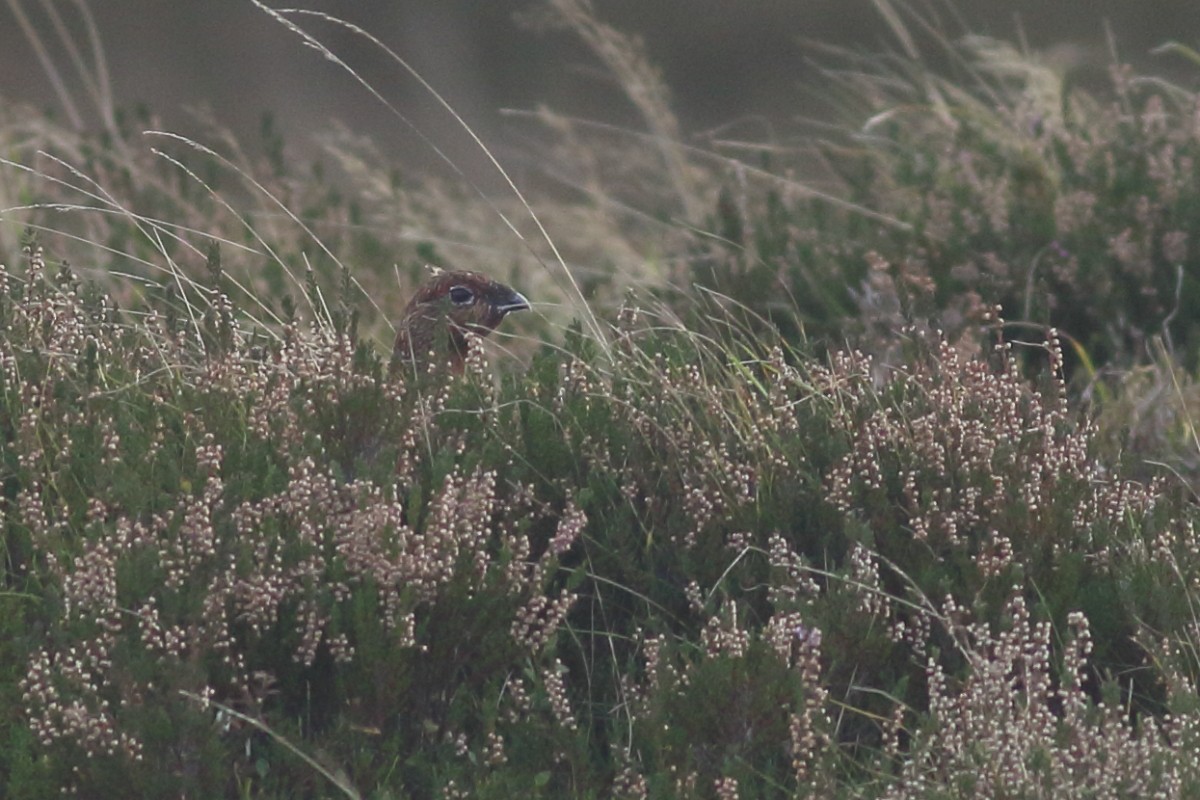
xmin=392 ymin=270 xmax=530 ymax=371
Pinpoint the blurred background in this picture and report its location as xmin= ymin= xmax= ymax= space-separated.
xmin=2 ymin=1 xmax=1197 ymax=186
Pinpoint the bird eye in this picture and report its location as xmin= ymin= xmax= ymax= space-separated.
xmin=448 ymin=286 xmax=474 ymax=305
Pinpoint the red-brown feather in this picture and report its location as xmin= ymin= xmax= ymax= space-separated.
xmin=391 ymin=271 xmax=529 ymax=373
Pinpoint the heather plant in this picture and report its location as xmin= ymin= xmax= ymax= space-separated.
xmin=0 ymin=242 xmax=586 ymax=796
xmin=884 ymin=594 xmax=1200 ymax=799
xmin=675 ymin=22 xmax=1200 ymax=376
xmin=6 ymin=2 xmax=1200 ymax=798
xmin=6 ymin=236 xmax=1200 ymax=797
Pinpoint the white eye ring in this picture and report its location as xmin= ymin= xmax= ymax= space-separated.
xmin=448 ymin=286 xmax=474 ymax=306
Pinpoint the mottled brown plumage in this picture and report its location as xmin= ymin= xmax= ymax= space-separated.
xmin=391 ymin=270 xmax=530 ymax=373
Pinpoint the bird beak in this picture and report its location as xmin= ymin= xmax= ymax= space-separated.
xmin=493 ymin=287 xmax=530 ymax=315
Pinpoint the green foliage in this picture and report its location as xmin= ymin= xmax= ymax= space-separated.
xmin=2 ymin=237 xmax=1200 ymax=798
xmin=5 ymin=9 xmax=1200 ymax=799
xmin=689 ymin=37 xmax=1200 ymax=377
